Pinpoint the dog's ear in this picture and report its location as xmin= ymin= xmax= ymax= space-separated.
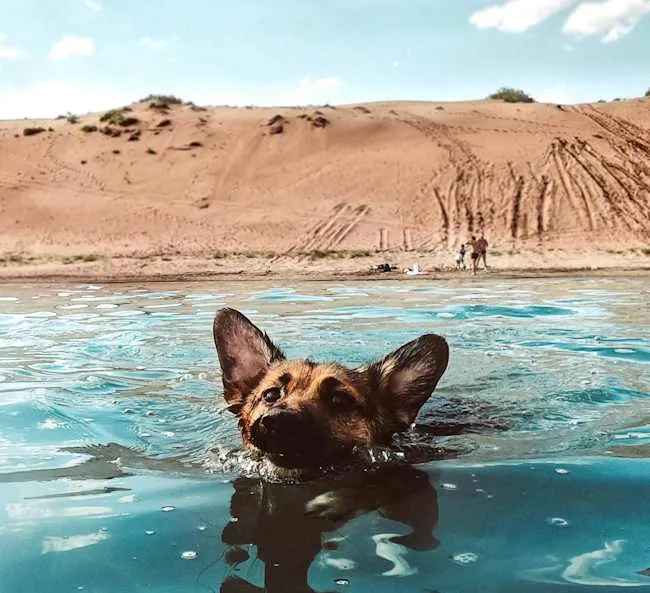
xmin=213 ymin=308 xmax=284 ymax=414
xmin=363 ymin=335 xmax=449 ymax=431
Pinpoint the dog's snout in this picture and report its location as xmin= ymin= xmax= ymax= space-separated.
xmin=259 ymin=409 xmax=299 ymax=435
xmin=251 ymin=408 xmax=314 ymax=455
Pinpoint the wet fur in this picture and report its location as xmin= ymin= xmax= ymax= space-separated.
xmin=213 ymin=308 xmax=449 ymax=470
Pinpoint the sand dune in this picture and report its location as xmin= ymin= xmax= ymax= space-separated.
xmin=0 ymin=97 xmax=648 ymax=277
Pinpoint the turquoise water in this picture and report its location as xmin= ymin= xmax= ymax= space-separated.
xmin=1 ymin=278 xmax=649 ymax=593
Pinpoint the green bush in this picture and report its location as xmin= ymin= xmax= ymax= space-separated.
xmin=81 ymin=124 xmax=98 ymax=133
xmin=141 ymin=94 xmax=183 ymax=105
xmin=645 ymin=88 xmax=650 ymax=97
xmin=488 ymin=87 xmax=535 ymax=103
xmin=66 ymin=113 xmax=79 ymax=124
xmin=23 ymin=127 xmax=46 ymax=136
xmin=99 ymin=109 xmax=139 ymax=127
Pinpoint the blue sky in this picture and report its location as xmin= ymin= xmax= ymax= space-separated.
xmin=1 ymin=0 xmax=649 ymax=118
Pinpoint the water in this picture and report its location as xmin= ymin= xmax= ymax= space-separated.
xmin=0 ymin=278 xmax=649 ymax=593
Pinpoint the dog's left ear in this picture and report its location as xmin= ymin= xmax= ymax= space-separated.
xmin=363 ymin=335 xmax=449 ymax=431
xmin=213 ymin=308 xmax=285 ymax=414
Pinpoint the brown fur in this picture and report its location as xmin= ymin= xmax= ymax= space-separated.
xmin=213 ymin=308 xmax=449 ymax=469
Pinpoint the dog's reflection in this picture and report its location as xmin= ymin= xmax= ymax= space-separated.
xmin=220 ymin=464 xmax=439 ymax=593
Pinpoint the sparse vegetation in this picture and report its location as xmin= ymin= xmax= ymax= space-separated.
xmin=100 ymin=109 xmax=139 ymax=127
xmin=645 ymin=89 xmax=650 ymax=97
xmin=488 ymin=87 xmax=535 ymax=104
xmin=81 ymin=124 xmax=98 ymax=133
xmin=146 ymin=147 xmax=157 ymax=155
xmin=188 ymin=140 xmax=203 ymax=147
xmin=141 ymin=94 xmax=183 ymax=105
xmin=101 ymin=125 xmax=122 ymax=137
xmin=156 ymin=118 xmax=172 ymax=128
xmin=143 ymin=94 xmax=183 ymax=111
xmin=66 ymin=113 xmax=79 ymax=124
xmin=23 ymin=127 xmax=46 ymax=136
xmin=311 ymin=115 xmax=330 ymax=128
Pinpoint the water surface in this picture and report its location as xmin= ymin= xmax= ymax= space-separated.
xmin=1 ymin=278 xmax=649 ymax=592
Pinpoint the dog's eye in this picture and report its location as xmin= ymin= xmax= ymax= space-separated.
xmin=328 ymin=390 xmax=357 ymax=411
xmin=262 ymin=387 xmax=282 ymax=404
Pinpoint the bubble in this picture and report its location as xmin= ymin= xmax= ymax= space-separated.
xmin=547 ymin=517 xmax=569 ymax=527
xmin=197 ymin=525 xmax=207 ymax=531
xmin=181 ymin=550 xmax=198 ymax=560
xmin=145 ymin=530 xmax=156 ymax=536
xmin=441 ymin=483 xmax=457 ymax=491
xmin=555 ymin=468 xmax=569 ymax=475
xmin=452 ymin=553 xmax=478 ymax=565
xmin=161 ymin=505 xmax=176 ymax=512
xmin=334 ymin=578 xmax=350 ymax=586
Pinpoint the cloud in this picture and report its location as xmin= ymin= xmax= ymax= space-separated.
xmin=0 ymin=34 xmax=24 ymax=61
xmin=47 ymin=36 xmax=94 ymax=60
xmin=83 ymin=0 xmax=103 ymax=10
xmin=42 ymin=529 xmax=110 ymax=554
xmin=563 ymin=0 xmax=650 ymax=43
xmin=470 ymin=0 xmax=576 ymax=32
xmin=281 ymin=76 xmax=344 ymax=105
xmin=138 ymin=36 xmax=169 ymax=52
xmin=0 ymin=81 xmax=132 ymax=119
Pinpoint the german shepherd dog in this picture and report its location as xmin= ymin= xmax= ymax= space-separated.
xmin=213 ymin=308 xmax=449 ymax=471
xmin=213 ymin=308 xmax=449 ymax=593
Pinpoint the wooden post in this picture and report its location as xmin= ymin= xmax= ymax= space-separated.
xmin=379 ymin=228 xmax=388 ymax=251
xmin=403 ymin=228 xmax=413 ymax=251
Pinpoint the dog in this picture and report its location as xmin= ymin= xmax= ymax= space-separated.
xmin=213 ymin=307 xmax=450 ymax=471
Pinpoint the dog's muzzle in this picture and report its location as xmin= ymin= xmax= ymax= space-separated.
xmin=249 ymin=409 xmax=351 ymax=468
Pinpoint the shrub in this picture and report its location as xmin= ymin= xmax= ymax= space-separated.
xmin=23 ymin=127 xmax=46 ymax=136
xmin=66 ymin=113 xmax=79 ymax=124
xmin=146 ymin=147 xmax=157 ymax=155
xmin=488 ymin=87 xmax=535 ymax=103
xmin=81 ymin=124 xmax=98 ymax=133
xmin=100 ymin=109 xmax=139 ymax=127
xmin=141 ymin=94 xmax=183 ymax=105
xmin=645 ymin=89 xmax=650 ymax=97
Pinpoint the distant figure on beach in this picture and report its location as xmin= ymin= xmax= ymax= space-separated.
xmin=477 ymin=233 xmax=489 ymax=270
xmin=455 ymin=244 xmax=466 ymax=270
xmin=469 ymin=235 xmax=480 ymax=275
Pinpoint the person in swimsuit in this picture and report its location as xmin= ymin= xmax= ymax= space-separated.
xmin=469 ymin=235 xmax=480 ymax=275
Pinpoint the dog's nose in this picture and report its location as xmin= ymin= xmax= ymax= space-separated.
xmin=254 ymin=409 xmax=311 ymax=453
xmin=259 ymin=409 xmax=300 ymax=435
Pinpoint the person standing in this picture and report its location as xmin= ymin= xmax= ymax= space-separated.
xmin=469 ymin=236 xmax=480 ymax=275
xmin=455 ymin=243 xmax=466 ymax=270
xmin=477 ymin=233 xmax=489 ymax=270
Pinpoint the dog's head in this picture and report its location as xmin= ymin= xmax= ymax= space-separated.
xmin=213 ymin=308 xmax=449 ymax=469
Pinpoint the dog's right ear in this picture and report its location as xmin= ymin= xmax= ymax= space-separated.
xmin=213 ymin=308 xmax=285 ymax=415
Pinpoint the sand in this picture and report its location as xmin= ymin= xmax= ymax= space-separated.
xmin=0 ymin=97 xmax=648 ymax=281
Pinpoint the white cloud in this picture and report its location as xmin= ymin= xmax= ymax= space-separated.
xmin=42 ymin=529 xmax=110 ymax=554
xmin=470 ymin=0 xmax=576 ymax=32
xmin=281 ymin=76 xmax=344 ymax=105
xmin=138 ymin=36 xmax=169 ymax=52
xmin=0 ymin=34 xmax=23 ymax=61
xmin=563 ymin=0 xmax=650 ymax=43
xmin=83 ymin=0 xmax=103 ymax=10
xmin=0 ymin=81 xmax=132 ymax=119
xmin=47 ymin=36 xmax=94 ymax=60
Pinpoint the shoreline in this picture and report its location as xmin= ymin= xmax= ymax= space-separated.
xmin=1 ymin=260 xmax=648 ymax=284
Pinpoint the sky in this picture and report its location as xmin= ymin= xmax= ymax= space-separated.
xmin=0 ymin=0 xmax=649 ymax=118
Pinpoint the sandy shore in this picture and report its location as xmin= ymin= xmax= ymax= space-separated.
xmin=1 ymin=97 xmax=648 ymax=282
xmin=1 ymin=249 xmax=648 ymax=283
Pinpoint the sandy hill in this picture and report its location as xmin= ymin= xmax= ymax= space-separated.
xmin=1 ymin=98 xmax=649 ymax=262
